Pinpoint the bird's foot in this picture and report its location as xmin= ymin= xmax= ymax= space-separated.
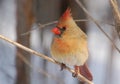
xmin=72 ymin=72 xmax=78 ymax=77
xmin=72 ymin=66 xmax=80 ymax=77
xmin=60 ymin=63 xmax=66 ymax=71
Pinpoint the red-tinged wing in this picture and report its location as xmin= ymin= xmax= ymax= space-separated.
xmin=79 ymin=63 xmax=93 ymax=81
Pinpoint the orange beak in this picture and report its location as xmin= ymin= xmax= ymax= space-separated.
xmin=52 ymin=27 xmax=61 ymax=35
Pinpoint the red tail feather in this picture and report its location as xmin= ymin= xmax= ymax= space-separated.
xmin=79 ymin=63 xmax=93 ymax=81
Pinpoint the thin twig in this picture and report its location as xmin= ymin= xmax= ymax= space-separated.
xmin=17 ymin=52 xmax=65 ymax=84
xmin=21 ymin=19 xmax=88 ymax=36
xmin=75 ymin=0 xmax=120 ymax=53
xmin=17 ymin=52 xmax=50 ymax=77
xmin=21 ymin=19 xmax=114 ymax=36
xmin=0 ymin=34 xmax=94 ymax=84
xmin=21 ymin=21 xmax=58 ymax=36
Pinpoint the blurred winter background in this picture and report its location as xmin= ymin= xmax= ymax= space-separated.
xmin=0 ymin=0 xmax=120 ymax=84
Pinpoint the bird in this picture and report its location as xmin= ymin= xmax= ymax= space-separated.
xmin=50 ymin=8 xmax=93 ymax=81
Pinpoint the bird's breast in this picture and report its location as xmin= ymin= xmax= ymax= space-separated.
xmin=51 ymin=38 xmax=88 ymax=66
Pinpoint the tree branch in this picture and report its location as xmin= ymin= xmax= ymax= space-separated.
xmin=0 ymin=34 xmax=94 ymax=84
xmin=17 ymin=52 xmax=65 ymax=84
xmin=75 ymin=0 xmax=120 ymax=53
xmin=21 ymin=19 xmax=88 ymax=36
xmin=110 ymin=0 xmax=120 ymax=38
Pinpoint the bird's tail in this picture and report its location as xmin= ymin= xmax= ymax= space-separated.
xmin=79 ymin=63 xmax=93 ymax=81
xmin=75 ymin=63 xmax=93 ymax=81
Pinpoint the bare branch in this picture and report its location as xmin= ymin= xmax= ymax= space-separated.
xmin=75 ymin=0 xmax=120 ymax=53
xmin=21 ymin=19 xmax=116 ymax=36
xmin=17 ymin=52 xmax=65 ymax=84
xmin=21 ymin=19 xmax=88 ymax=36
xmin=0 ymin=34 xmax=94 ymax=84
xmin=110 ymin=0 xmax=120 ymax=38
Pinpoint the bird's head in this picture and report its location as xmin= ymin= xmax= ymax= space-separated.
xmin=52 ymin=8 xmax=78 ymax=37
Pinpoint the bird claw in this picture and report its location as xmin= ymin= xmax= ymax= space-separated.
xmin=60 ymin=63 xmax=66 ymax=71
xmin=72 ymin=72 xmax=78 ymax=77
xmin=72 ymin=66 xmax=80 ymax=77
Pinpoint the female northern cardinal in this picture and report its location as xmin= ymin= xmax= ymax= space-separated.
xmin=50 ymin=8 xmax=93 ymax=81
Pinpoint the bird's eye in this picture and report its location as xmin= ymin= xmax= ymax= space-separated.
xmin=61 ymin=27 xmax=66 ymax=31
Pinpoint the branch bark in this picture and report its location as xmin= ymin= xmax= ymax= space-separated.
xmin=110 ymin=0 xmax=120 ymax=39
xmin=0 ymin=34 xmax=94 ymax=84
